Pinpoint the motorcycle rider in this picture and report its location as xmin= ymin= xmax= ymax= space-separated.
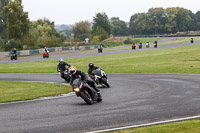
xmin=190 ymin=38 xmax=194 ymax=43
xmin=88 ymin=62 xmax=102 ymax=80
xmin=12 ymin=48 xmax=17 ymax=58
xmin=43 ymin=47 xmax=49 ymax=55
xmin=69 ymin=66 xmax=102 ymax=99
xmin=57 ymin=58 xmax=71 ymax=79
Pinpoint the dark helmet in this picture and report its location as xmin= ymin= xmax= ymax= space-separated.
xmin=89 ymin=62 xmax=94 ymax=69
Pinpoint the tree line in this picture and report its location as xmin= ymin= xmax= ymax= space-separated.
xmin=1 ymin=0 xmax=200 ymax=51
xmin=72 ymin=7 xmax=200 ymax=42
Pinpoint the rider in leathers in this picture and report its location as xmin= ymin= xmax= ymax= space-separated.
xmin=69 ymin=66 xmax=102 ymax=99
xmin=57 ymin=58 xmax=71 ymax=79
xmin=88 ymin=62 xmax=102 ymax=80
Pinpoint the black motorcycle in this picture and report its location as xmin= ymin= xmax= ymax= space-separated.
xmin=190 ymin=38 xmax=194 ymax=44
xmin=92 ymin=68 xmax=110 ymax=88
xmin=57 ymin=67 xmax=71 ymax=83
xmin=72 ymin=78 xmax=102 ymax=105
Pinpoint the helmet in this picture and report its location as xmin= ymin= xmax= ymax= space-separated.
xmin=69 ymin=66 xmax=77 ymax=75
xmin=89 ymin=62 xmax=94 ymax=69
xmin=59 ymin=58 xmax=64 ymax=63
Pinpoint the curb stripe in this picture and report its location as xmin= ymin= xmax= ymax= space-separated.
xmin=86 ymin=115 xmax=200 ymax=133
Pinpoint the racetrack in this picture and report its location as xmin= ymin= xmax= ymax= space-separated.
xmin=0 ymin=73 xmax=200 ymax=133
xmin=0 ymin=41 xmax=199 ymax=64
xmin=0 ymin=41 xmax=200 ymax=133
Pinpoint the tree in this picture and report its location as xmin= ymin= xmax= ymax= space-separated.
xmin=72 ymin=21 xmax=91 ymax=41
xmin=165 ymin=8 xmax=178 ymax=34
xmin=194 ymin=11 xmax=200 ymax=30
xmin=110 ymin=17 xmax=128 ymax=36
xmin=92 ymin=12 xmax=112 ymax=41
xmin=0 ymin=0 xmax=9 ymax=40
xmin=4 ymin=0 xmax=29 ymax=41
xmin=175 ymin=8 xmax=192 ymax=32
xmin=23 ymin=18 xmax=63 ymax=49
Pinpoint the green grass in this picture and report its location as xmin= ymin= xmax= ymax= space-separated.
xmin=160 ymin=37 xmax=200 ymax=45
xmin=0 ymin=44 xmax=200 ymax=74
xmin=0 ymin=81 xmax=72 ymax=103
xmin=109 ymin=119 xmax=200 ymax=133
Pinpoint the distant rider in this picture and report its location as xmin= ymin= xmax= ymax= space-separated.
xmin=69 ymin=66 xmax=101 ymax=99
xmin=12 ymin=48 xmax=17 ymax=55
xmin=190 ymin=38 xmax=194 ymax=44
xmin=43 ymin=47 xmax=49 ymax=54
xmin=57 ymin=58 xmax=71 ymax=79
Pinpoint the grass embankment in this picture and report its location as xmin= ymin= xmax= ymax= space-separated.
xmin=108 ymin=119 xmax=200 ymax=133
xmin=0 ymin=44 xmax=200 ymax=74
xmin=0 ymin=81 xmax=71 ymax=103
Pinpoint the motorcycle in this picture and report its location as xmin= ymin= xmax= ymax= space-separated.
xmin=72 ymin=78 xmax=102 ymax=105
xmin=190 ymin=38 xmax=194 ymax=44
xmin=58 ymin=67 xmax=71 ymax=83
xmin=132 ymin=44 xmax=136 ymax=50
xmin=138 ymin=43 xmax=142 ymax=49
xmin=11 ymin=53 xmax=17 ymax=60
xmin=146 ymin=42 xmax=150 ymax=48
xmin=98 ymin=47 xmax=103 ymax=53
xmin=154 ymin=43 xmax=157 ymax=48
xmin=43 ymin=51 xmax=49 ymax=58
xmin=62 ymin=69 xmax=71 ymax=83
xmin=92 ymin=68 xmax=110 ymax=88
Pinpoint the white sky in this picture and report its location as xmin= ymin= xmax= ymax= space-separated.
xmin=22 ymin=0 xmax=200 ymax=25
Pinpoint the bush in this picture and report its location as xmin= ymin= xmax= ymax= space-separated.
xmin=90 ymin=41 xmax=123 ymax=48
xmin=4 ymin=39 xmax=23 ymax=51
xmin=124 ymin=38 xmax=133 ymax=44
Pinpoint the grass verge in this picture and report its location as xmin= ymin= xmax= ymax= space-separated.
xmin=0 ymin=44 xmax=200 ymax=74
xmin=108 ymin=119 xmax=200 ymax=133
xmin=0 ymin=81 xmax=72 ymax=103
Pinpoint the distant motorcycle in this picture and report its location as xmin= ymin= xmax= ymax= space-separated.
xmin=11 ymin=53 xmax=17 ymax=60
xmin=72 ymin=78 xmax=102 ymax=105
xmin=43 ymin=51 xmax=49 ymax=58
xmin=146 ymin=42 xmax=150 ymax=48
xmin=154 ymin=41 xmax=157 ymax=48
xmin=190 ymin=38 xmax=194 ymax=44
xmin=92 ymin=68 xmax=110 ymax=88
xmin=132 ymin=43 xmax=136 ymax=50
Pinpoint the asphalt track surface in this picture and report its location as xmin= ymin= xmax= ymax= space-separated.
xmin=0 ymin=73 xmax=200 ymax=133
xmin=0 ymin=42 xmax=200 ymax=133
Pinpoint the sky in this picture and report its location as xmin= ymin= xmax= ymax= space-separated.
xmin=22 ymin=0 xmax=200 ymax=25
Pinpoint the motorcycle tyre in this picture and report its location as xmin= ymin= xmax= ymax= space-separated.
xmin=102 ymin=78 xmax=110 ymax=88
xmin=80 ymin=90 xmax=93 ymax=105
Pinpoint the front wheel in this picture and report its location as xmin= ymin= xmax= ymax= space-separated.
xmin=102 ymin=78 xmax=110 ymax=88
xmin=80 ymin=90 xmax=93 ymax=105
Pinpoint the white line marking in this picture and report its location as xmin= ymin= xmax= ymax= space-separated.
xmin=86 ymin=115 xmax=200 ymax=133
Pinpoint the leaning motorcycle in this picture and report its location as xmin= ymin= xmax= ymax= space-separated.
xmin=72 ymin=78 xmax=102 ymax=105
xmin=92 ymin=68 xmax=110 ymax=88
xmin=58 ymin=67 xmax=71 ymax=83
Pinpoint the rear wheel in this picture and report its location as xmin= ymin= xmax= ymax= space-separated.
xmin=80 ymin=90 xmax=93 ymax=105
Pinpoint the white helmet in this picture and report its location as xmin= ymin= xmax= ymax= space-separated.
xmin=59 ymin=58 xmax=64 ymax=63
xmin=69 ymin=66 xmax=77 ymax=75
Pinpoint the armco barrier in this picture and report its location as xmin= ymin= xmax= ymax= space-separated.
xmin=29 ymin=49 xmax=39 ymax=55
xmin=0 ymin=45 xmax=99 ymax=57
